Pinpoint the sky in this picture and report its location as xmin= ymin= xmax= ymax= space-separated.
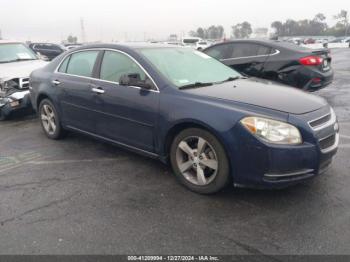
xmin=0 ymin=0 xmax=348 ymax=42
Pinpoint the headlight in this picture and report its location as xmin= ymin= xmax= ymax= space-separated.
xmin=240 ymin=117 xmax=302 ymax=145
xmin=0 ymin=97 xmax=12 ymax=107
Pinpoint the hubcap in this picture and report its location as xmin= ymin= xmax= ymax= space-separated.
xmin=41 ymin=104 xmax=56 ymax=135
xmin=176 ymin=136 xmax=218 ymax=186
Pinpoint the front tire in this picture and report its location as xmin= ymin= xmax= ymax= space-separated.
xmin=39 ymin=99 xmax=66 ymax=139
xmin=170 ymin=128 xmax=230 ymax=194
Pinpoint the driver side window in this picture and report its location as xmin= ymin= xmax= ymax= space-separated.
xmin=100 ymin=51 xmax=146 ymax=83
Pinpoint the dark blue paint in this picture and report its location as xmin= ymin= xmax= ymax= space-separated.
xmin=29 ymin=44 xmax=338 ymax=188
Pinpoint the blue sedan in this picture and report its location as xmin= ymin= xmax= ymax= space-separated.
xmin=29 ymin=43 xmax=339 ymax=194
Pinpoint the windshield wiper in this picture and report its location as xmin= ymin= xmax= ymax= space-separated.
xmin=216 ymin=76 xmax=247 ymax=84
xmin=179 ymin=82 xmax=214 ymax=90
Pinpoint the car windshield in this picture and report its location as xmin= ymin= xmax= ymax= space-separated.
xmin=0 ymin=43 xmax=37 ymax=63
xmin=139 ymin=48 xmax=241 ymax=88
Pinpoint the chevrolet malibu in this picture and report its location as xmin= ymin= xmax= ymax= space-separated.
xmin=29 ymin=44 xmax=339 ymax=194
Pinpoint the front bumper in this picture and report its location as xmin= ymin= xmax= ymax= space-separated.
xmin=261 ymin=134 xmax=338 ymax=186
xmin=231 ymin=110 xmax=339 ymax=189
xmin=0 ymin=90 xmax=33 ymax=119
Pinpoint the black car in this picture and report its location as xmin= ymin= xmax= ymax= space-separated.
xmin=203 ymin=40 xmax=334 ymax=91
xmin=29 ymin=43 xmax=66 ymax=61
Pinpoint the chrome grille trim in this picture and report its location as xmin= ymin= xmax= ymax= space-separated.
xmin=309 ymin=113 xmax=331 ymax=128
xmin=308 ymin=108 xmax=339 ymax=153
xmin=264 ymin=169 xmax=314 ymax=178
xmin=320 ymin=133 xmax=339 ymax=154
xmin=308 ymin=108 xmax=336 ymax=131
xmin=19 ymin=78 xmax=30 ymax=89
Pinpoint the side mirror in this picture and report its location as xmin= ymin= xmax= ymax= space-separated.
xmin=119 ymin=73 xmax=153 ymax=90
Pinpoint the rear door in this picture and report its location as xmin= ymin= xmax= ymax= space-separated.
xmin=221 ymin=43 xmax=271 ymax=77
xmin=54 ymin=50 xmax=101 ymax=133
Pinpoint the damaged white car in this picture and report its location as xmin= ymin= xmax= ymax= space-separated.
xmin=0 ymin=41 xmax=48 ymax=120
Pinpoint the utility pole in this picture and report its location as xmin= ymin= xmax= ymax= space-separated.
xmin=80 ymin=18 xmax=86 ymax=43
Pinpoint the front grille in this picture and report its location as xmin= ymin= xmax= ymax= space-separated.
xmin=308 ymin=108 xmax=338 ymax=153
xmin=309 ymin=113 xmax=331 ymax=128
xmin=19 ymin=78 xmax=30 ymax=89
xmin=319 ymin=134 xmax=336 ymax=150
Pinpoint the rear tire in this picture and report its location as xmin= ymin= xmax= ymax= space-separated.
xmin=170 ymin=128 xmax=230 ymax=194
xmin=39 ymin=99 xmax=66 ymax=139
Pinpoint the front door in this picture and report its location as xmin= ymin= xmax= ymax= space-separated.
xmin=90 ymin=50 xmax=159 ymax=153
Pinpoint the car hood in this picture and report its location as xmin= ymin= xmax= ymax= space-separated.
xmin=184 ymin=78 xmax=327 ymax=115
xmin=0 ymin=60 xmax=48 ymax=81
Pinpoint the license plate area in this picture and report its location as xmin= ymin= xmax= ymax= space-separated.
xmin=10 ymin=101 xmax=20 ymax=107
xmin=322 ymin=59 xmax=330 ymax=71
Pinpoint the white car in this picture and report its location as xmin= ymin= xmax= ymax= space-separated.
xmin=181 ymin=37 xmax=202 ymax=48
xmin=195 ymin=41 xmax=211 ymax=50
xmin=0 ymin=40 xmax=48 ymax=120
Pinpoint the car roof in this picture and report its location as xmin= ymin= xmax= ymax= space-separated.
xmin=206 ymin=39 xmax=314 ymax=53
xmin=31 ymin=42 xmax=60 ymax=45
xmin=72 ymin=42 xmax=181 ymax=52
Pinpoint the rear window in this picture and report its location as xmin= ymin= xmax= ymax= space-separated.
xmin=230 ymin=43 xmax=260 ymax=58
xmin=257 ymin=45 xmax=272 ymax=55
xmin=205 ymin=44 xmax=233 ymax=60
xmin=64 ymin=51 xmax=99 ymax=77
xmin=58 ymin=56 xmax=70 ymax=73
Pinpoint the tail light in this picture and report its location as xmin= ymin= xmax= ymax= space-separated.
xmin=299 ymin=56 xmax=323 ymax=66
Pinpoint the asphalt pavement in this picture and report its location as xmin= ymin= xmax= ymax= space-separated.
xmin=0 ymin=48 xmax=349 ymax=255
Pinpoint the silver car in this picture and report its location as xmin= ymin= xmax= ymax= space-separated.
xmin=0 ymin=40 xmax=47 ymax=120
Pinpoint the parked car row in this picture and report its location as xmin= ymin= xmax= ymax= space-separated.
xmin=0 ymin=40 xmax=85 ymax=120
xmin=28 ymin=43 xmax=66 ymax=61
xmin=27 ymin=43 xmax=339 ymax=194
xmin=0 ymin=40 xmax=48 ymax=120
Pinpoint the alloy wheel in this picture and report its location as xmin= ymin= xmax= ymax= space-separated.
xmin=175 ymin=136 xmax=218 ymax=186
xmin=41 ymin=104 xmax=57 ymax=135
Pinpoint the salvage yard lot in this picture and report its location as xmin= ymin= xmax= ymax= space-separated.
xmin=0 ymin=48 xmax=349 ymax=255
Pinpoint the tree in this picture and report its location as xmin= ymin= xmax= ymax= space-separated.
xmin=196 ymin=27 xmax=205 ymax=39
xmin=231 ymin=22 xmax=252 ymax=39
xmin=310 ymin=13 xmax=328 ymax=35
xmin=188 ymin=25 xmax=225 ymax=39
xmin=314 ymin=13 xmax=326 ymax=22
xmin=334 ymin=10 xmax=349 ymax=36
xmin=217 ymin=25 xmax=224 ymax=39
xmin=189 ymin=31 xmax=197 ymax=37
xmin=271 ymin=21 xmax=283 ymax=36
xmin=67 ymin=35 xmax=78 ymax=44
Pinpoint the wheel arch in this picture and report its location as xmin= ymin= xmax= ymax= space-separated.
xmin=163 ymin=120 xmax=232 ymax=168
xmin=36 ymin=92 xmax=52 ymax=110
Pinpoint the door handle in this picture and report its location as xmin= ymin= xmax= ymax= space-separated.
xmin=92 ymin=87 xmax=105 ymax=94
xmin=52 ymin=80 xmax=61 ymax=86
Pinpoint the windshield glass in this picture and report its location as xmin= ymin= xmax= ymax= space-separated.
xmin=139 ymin=48 xmax=241 ymax=87
xmin=0 ymin=43 xmax=37 ymax=63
